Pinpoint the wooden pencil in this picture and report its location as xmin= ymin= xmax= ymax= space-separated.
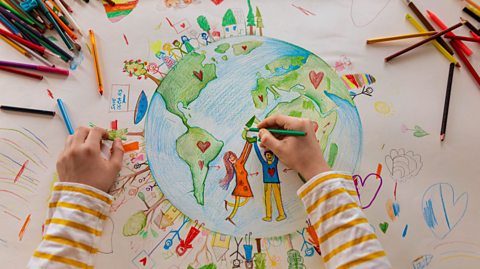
xmin=463 ymin=18 xmax=480 ymax=35
xmin=0 ymin=34 xmax=31 ymax=58
xmin=440 ymin=63 xmax=455 ymax=142
xmin=0 ymin=66 xmax=44 ymax=80
xmin=447 ymin=35 xmax=480 ymax=43
xmin=463 ymin=6 xmax=480 ymax=23
xmin=367 ymin=31 xmax=436 ymax=44
xmin=449 ymin=40 xmax=480 ymax=88
xmin=466 ymin=0 xmax=480 ymax=10
xmin=385 ymin=21 xmax=465 ymax=62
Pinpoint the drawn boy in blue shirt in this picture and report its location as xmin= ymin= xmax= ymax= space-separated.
xmin=254 ymin=141 xmax=286 ymax=222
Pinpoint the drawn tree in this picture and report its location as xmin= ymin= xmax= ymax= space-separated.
xmin=123 ymin=59 xmax=161 ymax=86
xmin=197 ymin=15 xmax=211 ymax=37
xmin=222 ymin=9 xmax=236 ymax=27
xmin=256 ymin=6 xmax=264 ymax=36
xmin=247 ymin=0 xmax=256 ymax=35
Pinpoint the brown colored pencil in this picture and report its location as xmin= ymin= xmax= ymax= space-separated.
xmin=385 ymin=21 xmax=465 ymax=62
xmin=0 ymin=66 xmax=43 ymax=79
xmin=406 ymin=0 xmax=454 ymax=54
xmin=447 ymin=35 xmax=480 ymax=43
xmin=367 ymin=31 xmax=436 ymax=44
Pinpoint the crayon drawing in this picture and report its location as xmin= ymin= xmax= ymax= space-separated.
xmin=144 ymin=35 xmax=364 ymax=237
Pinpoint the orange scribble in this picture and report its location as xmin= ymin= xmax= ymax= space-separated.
xmin=18 ymin=213 xmax=31 ymax=241
xmin=376 ymin=163 xmax=382 ymax=180
xmin=123 ymin=141 xmax=139 ymax=152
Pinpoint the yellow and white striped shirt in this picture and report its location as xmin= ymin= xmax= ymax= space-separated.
xmin=298 ymin=171 xmax=391 ymax=269
xmin=28 ymin=182 xmax=113 ymax=269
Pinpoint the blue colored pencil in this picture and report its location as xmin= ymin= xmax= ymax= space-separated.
xmin=0 ymin=12 xmax=20 ymax=36
xmin=36 ymin=0 xmax=73 ymax=51
xmin=57 ymin=99 xmax=74 ymax=135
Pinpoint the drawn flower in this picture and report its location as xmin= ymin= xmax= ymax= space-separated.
xmin=385 ymin=148 xmax=423 ymax=182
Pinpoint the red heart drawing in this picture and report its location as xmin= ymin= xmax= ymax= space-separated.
xmin=198 ymin=160 xmax=204 ymax=170
xmin=196 ymin=141 xmax=211 ymax=153
xmin=309 ymin=71 xmax=324 ymax=89
xmin=258 ymin=95 xmax=264 ymax=102
xmin=241 ymin=45 xmax=247 ymax=50
xmin=180 ymin=23 xmax=186 ymax=28
xmin=193 ymin=70 xmax=203 ymax=81
xmin=267 ymin=168 xmax=275 ymax=177
xmin=353 ymin=173 xmax=383 ymax=209
xmin=212 ymin=31 xmax=221 ymax=37
xmin=211 ymin=0 xmax=223 ymax=5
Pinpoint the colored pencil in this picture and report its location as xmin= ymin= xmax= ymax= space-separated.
xmin=0 ymin=34 xmax=31 ymax=58
xmin=0 ymin=0 xmax=35 ymax=25
xmin=11 ymin=38 xmax=55 ymax=67
xmin=463 ymin=6 xmax=480 ymax=23
xmin=367 ymin=31 xmax=437 ymax=44
xmin=467 ymin=4 xmax=480 ymax=16
xmin=44 ymin=1 xmax=77 ymax=40
xmin=0 ymin=28 xmax=47 ymax=53
xmin=405 ymin=0 xmax=454 ymax=54
xmin=0 ymin=12 xmax=20 ymax=35
xmin=248 ymin=127 xmax=306 ymax=136
xmin=447 ymin=35 xmax=480 ymax=43
xmin=1 ymin=105 xmax=54 ymax=115
xmin=385 ymin=21 xmax=465 ymax=62
xmin=449 ymin=40 xmax=480 ymax=88
xmin=56 ymin=99 xmax=74 ymax=135
xmin=0 ymin=65 xmax=43 ymax=79
xmin=0 ymin=60 xmax=69 ymax=75
xmin=52 ymin=0 xmax=83 ymax=36
xmin=59 ymin=0 xmax=72 ymax=13
xmin=463 ymin=18 xmax=480 ymax=36
xmin=440 ymin=63 xmax=455 ymax=142
xmin=466 ymin=0 xmax=480 ymax=10
xmin=427 ymin=10 xmax=472 ymax=56
xmin=89 ymin=29 xmax=104 ymax=95
xmin=405 ymin=14 xmax=459 ymax=66
xmin=36 ymin=0 xmax=73 ymax=50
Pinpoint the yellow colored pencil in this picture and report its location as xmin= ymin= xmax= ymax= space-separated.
xmin=367 ymin=31 xmax=437 ymax=44
xmin=467 ymin=4 xmax=480 ymax=17
xmin=466 ymin=0 xmax=480 ymax=11
xmin=0 ymin=34 xmax=31 ymax=58
xmin=89 ymin=29 xmax=103 ymax=95
xmin=405 ymin=14 xmax=460 ymax=67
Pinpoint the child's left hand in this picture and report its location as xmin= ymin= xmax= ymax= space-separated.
xmin=56 ymin=126 xmax=125 ymax=193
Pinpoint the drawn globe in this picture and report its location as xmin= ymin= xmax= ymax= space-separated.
xmin=145 ymin=36 xmax=362 ymax=237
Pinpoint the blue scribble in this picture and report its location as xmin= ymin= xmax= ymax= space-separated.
xmin=70 ymin=51 xmax=84 ymax=70
xmin=423 ymin=199 xmax=437 ymax=229
xmin=393 ymin=202 xmax=400 ymax=217
xmin=402 ymin=224 xmax=408 ymax=238
xmin=412 ymin=254 xmax=433 ymax=269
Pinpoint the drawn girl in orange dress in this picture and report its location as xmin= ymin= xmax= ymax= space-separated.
xmin=219 ymin=141 xmax=253 ymax=225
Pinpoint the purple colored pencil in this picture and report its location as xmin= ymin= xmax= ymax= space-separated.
xmin=0 ymin=60 xmax=69 ymax=76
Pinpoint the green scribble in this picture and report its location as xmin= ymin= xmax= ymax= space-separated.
xmin=123 ymin=211 xmax=147 ymax=236
xmin=327 ymin=143 xmax=338 ymax=168
xmin=214 ymin=43 xmax=230 ymax=54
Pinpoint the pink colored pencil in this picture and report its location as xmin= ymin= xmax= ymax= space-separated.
xmin=0 ymin=60 xmax=69 ymax=76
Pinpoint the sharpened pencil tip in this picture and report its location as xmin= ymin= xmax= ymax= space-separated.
xmin=440 ymin=134 xmax=445 ymax=141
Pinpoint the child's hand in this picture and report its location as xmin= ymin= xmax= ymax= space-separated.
xmin=257 ymin=115 xmax=330 ymax=181
xmin=56 ymin=127 xmax=124 ymax=193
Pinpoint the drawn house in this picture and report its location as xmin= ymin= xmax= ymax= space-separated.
xmin=222 ymin=9 xmax=237 ymax=37
xmin=232 ymin=8 xmax=246 ymax=35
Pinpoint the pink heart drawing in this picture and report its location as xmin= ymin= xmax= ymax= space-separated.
xmin=353 ymin=172 xmax=383 ymax=209
xmin=309 ymin=71 xmax=324 ymax=89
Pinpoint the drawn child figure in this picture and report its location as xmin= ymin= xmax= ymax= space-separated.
xmin=219 ymin=140 xmax=253 ymax=225
xmin=201 ymin=32 xmax=211 ymax=45
xmin=163 ymin=43 xmax=181 ymax=61
xmin=172 ymin=40 xmax=187 ymax=57
xmin=181 ymin=35 xmax=195 ymax=53
xmin=253 ymin=140 xmax=286 ymax=222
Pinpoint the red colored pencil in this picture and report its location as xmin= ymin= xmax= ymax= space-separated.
xmin=427 ymin=10 xmax=472 ymax=56
xmin=385 ymin=21 xmax=466 ymax=62
xmin=449 ymin=40 xmax=480 ymax=88
xmin=0 ymin=28 xmax=46 ymax=54
xmin=447 ymin=35 xmax=480 ymax=43
xmin=0 ymin=66 xmax=44 ymax=80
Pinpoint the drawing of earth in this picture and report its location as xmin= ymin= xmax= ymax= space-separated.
xmin=145 ymin=36 xmax=362 ymax=237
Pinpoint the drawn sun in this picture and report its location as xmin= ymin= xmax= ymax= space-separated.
xmin=374 ymin=101 xmax=394 ymax=117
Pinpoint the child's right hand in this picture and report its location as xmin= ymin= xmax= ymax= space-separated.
xmin=257 ymin=115 xmax=330 ymax=181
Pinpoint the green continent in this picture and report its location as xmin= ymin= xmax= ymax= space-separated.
xmin=156 ymin=52 xmax=217 ymax=126
xmin=214 ymin=43 xmax=230 ymax=54
xmin=265 ymin=56 xmax=305 ymax=73
xmin=251 ymin=54 xmax=354 ymax=111
xmin=266 ymin=95 xmax=337 ymax=152
xmin=176 ymin=127 xmax=223 ymax=205
xmin=232 ymin=40 xmax=263 ymax=56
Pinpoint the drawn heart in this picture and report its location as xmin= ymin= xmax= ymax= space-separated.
xmin=267 ymin=168 xmax=275 ymax=177
xmin=353 ymin=172 xmax=383 ymax=209
xmin=193 ymin=70 xmax=203 ymax=81
xmin=309 ymin=71 xmax=324 ymax=89
xmin=180 ymin=23 xmax=186 ymax=28
xmin=196 ymin=141 xmax=211 ymax=153
xmin=211 ymin=0 xmax=223 ymax=5
xmin=413 ymin=125 xmax=429 ymax=137
xmin=241 ymin=45 xmax=247 ymax=50
xmin=258 ymin=95 xmax=264 ymax=102
xmin=379 ymin=222 xmax=389 ymax=234
xmin=422 ymin=183 xmax=468 ymax=239
xmin=198 ymin=160 xmax=204 ymax=170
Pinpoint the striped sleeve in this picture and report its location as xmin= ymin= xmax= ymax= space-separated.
xmin=298 ymin=171 xmax=391 ymax=269
xmin=27 ymin=182 xmax=113 ymax=269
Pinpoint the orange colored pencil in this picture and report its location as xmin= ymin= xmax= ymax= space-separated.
xmin=466 ymin=0 xmax=480 ymax=11
xmin=89 ymin=29 xmax=104 ymax=95
xmin=44 ymin=0 xmax=77 ymax=40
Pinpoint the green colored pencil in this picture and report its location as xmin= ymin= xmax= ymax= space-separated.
xmin=0 ymin=0 xmax=35 ymax=25
xmin=248 ymin=127 xmax=306 ymax=136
